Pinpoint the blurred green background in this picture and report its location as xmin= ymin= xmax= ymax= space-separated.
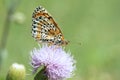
xmin=0 ymin=0 xmax=120 ymax=80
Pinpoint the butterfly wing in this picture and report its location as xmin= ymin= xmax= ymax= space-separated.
xmin=32 ymin=6 xmax=65 ymax=45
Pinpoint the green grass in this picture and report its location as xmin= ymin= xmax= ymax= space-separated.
xmin=0 ymin=0 xmax=120 ymax=80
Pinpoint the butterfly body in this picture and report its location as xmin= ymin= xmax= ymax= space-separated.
xmin=32 ymin=6 xmax=69 ymax=46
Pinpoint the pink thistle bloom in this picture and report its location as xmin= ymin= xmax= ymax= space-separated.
xmin=30 ymin=45 xmax=76 ymax=80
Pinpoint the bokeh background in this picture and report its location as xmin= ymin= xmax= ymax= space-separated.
xmin=0 ymin=0 xmax=120 ymax=80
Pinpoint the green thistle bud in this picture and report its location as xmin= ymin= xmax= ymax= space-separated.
xmin=6 ymin=63 xmax=26 ymax=80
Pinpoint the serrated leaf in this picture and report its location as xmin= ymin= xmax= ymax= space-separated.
xmin=34 ymin=66 xmax=48 ymax=80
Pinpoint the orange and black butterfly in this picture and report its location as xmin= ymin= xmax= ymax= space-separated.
xmin=32 ymin=6 xmax=69 ymax=46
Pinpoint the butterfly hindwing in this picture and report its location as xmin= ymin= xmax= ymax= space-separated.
xmin=32 ymin=6 xmax=69 ymax=46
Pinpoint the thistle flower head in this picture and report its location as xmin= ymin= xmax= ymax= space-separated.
xmin=30 ymin=45 xmax=76 ymax=80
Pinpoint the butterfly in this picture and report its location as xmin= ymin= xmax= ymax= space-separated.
xmin=32 ymin=6 xmax=69 ymax=46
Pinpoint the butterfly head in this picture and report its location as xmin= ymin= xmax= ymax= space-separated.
xmin=61 ymin=40 xmax=70 ymax=46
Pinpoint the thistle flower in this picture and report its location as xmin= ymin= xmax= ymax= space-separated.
xmin=30 ymin=45 xmax=76 ymax=80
